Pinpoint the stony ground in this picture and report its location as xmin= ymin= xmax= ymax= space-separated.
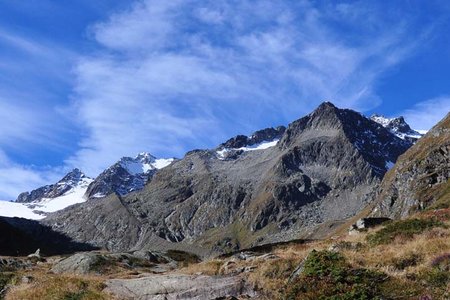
xmin=1 ymin=205 xmax=449 ymax=299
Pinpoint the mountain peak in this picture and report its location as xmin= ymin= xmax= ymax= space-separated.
xmin=315 ymin=101 xmax=337 ymax=111
xmin=85 ymin=153 xmax=174 ymax=199
xmin=15 ymin=168 xmax=92 ymax=204
xmin=370 ymin=114 xmax=423 ymax=143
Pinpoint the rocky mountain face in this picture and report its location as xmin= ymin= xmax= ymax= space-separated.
xmin=43 ymin=102 xmax=412 ymax=256
xmin=372 ymin=112 xmax=450 ymax=219
xmin=84 ymin=152 xmax=174 ymax=199
xmin=16 ymin=169 xmax=91 ymax=203
xmin=371 ymin=114 xmax=424 ymax=143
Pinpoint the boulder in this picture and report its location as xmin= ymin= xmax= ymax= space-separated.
xmin=104 ymin=274 xmax=257 ymax=300
xmin=51 ymin=252 xmax=105 ymax=275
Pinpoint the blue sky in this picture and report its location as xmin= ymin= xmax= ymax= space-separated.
xmin=0 ymin=0 xmax=450 ymax=199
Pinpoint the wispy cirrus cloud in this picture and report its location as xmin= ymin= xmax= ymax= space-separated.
xmin=0 ymin=0 xmax=446 ymax=198
xmin=66 ymin=0 xmax=433 ymax=175
xmin=402 ymin=97 xmax=450 ymax=131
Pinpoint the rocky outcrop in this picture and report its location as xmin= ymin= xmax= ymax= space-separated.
xmin=43 ymin=102 xmax=412 ymax=256
xmin=373 ymin=113 xmax=450 ymax=218
xmin=51 ymin=251 xmax=176 ymax=275
xmin=104 ymin=274 xmax=257 ymax=300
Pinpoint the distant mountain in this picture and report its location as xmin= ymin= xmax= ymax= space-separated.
xmin=84 ymin=152 xmax=174 ymax=199
xmin=16 ymin=168 xmax=91 ymax=203
xmin=0 ymin=169 xmax=93 ymax=220
xmin=372 ymin=112 xmax=450 ymax=218
xmin=43 ymin=102 xmax=413 ymax=255
xmin=371 ymin=114 xmax=424 ymax=143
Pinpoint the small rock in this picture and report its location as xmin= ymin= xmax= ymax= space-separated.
xmin=21 ymin=276 xmax=33 ymax=284
xmin=27 ymin=249 xmax=41 ymax=260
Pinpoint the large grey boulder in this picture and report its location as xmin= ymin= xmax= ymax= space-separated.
xmin=104 ymin=274 xmax=256 ymax=300
xmin=51 ymin=252 xmax=105 ymax=275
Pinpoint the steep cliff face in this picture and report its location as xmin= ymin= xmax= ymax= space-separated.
xmin=43 ymin=102 xmax=412 ymax=255
xmin=373 ymin=113 xmax=450 ymax=219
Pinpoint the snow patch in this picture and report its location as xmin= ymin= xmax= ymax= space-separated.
xmin=153 ymin=158 xmax=175 ymax=169
xmin=385 ymin=161 xmax=395 ymax=170
xmin=217 ymin=139 xmax=279 ymax=159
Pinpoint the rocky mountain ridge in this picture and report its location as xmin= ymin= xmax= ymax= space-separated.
xmin=41 ymin=102 xmax=413 ymax=256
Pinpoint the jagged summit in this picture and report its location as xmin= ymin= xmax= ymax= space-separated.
xmin=371 ymin=114 xmax=424 ymax=143
xmin=84 ymin=152 xmax=174 ymax=199
xmin=59 ymin=168 xmax=87 ymax=184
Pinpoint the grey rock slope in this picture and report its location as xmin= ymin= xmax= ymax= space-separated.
xmin=16 ymin=169 xmax=90 ymax=203
xmin=84 ymin=152 xmax=174 ymax=199
xmin=43 ymin=102 xmax=412 ymax=256
xmin=372 ymin=112 xmax=450 ymax=218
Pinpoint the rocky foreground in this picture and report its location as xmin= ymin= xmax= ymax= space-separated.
xmin=1 ymin=206 xmax=450 ymax=299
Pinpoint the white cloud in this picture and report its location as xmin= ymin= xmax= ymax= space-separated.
xmin=0 ymin=149 xmax=63 ymax=200
xmin=63 ymin=0 xmax=433 ymax=176
xmin=402 ymin=97 xmax=450 ymax=131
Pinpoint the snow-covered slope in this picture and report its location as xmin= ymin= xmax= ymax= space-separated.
xmin=119 ymin=152 xmax=174 ymax=175
xmin=371 ymin=114 xmax=424 ymax=143
xmin=0 ymin=200 xmax=43 ymax=220
xmin=0 ymin=170 xmax=92 ymax=220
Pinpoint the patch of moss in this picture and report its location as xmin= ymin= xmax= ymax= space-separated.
xmin=366 ymin=218 xmax=446 ymax=246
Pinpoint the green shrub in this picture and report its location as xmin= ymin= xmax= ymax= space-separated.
xmin=285 ymin=250 xmax=386 ymax=300
xmin=366 ymin=218 xmax=446 ymax=245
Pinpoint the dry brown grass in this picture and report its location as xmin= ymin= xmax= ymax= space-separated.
xmin=6 ymin=273 xmax=109 ymax=300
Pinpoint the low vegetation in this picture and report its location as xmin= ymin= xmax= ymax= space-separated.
xmin=366 ymin=218 xmax=446 ymax=245
xmin=6 ymin=274 xmax=107 ymax=300
xmin=1 ymin=208 xmax=450 ymax=299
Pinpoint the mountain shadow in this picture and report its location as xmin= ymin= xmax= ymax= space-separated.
xmin=0 ymin=216 xmax=98 ymax=256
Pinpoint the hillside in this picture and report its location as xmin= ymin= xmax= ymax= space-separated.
xmin=373 ymin=112 xmax=450 ymax=218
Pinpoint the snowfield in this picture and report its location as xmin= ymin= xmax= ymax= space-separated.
xmin=0 ymin=177 xmax=92 ymax=220
xmin=0 ymin=200 xmax=44 ymax=220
